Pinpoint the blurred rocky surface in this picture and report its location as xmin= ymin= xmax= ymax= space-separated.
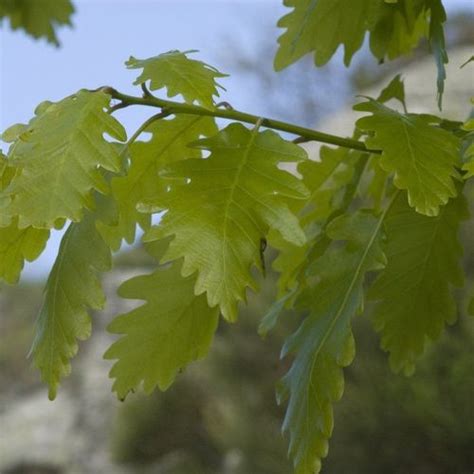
xmin=0 ymin=270 xmax=140 ymax=474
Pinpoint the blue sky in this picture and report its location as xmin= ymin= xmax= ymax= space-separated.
xmin=0 ymin=0 xmax=472 ymax=280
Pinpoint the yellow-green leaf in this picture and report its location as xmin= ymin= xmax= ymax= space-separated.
xmin=0 ymin=219 xmax=49 ymax=284
xmin=0 ymin=152 xmax=48 ymax=281
xmin=105 ymin=260 xmax=219 ymax=400
xmin=0 ymin=151 xmax=14 ymax=226
xmin=280 ymin=211 xmax=386 ymax=474
xmin=144 ymin=123 xmax=309 ymax=321
xmin=98 ymin=115 xmax=217 ymax=250
xmin=274 ymin=0 xmax=378 ymax=70
xmin=5 ymin=90 xmax=127 ymax=228
xmin=355 ymin=99 xmax=460 ymax=216
xmin=30 ymin=208 xmax=113 ymax=400
xmin=126 ymin=50 xmax=227 ymax=109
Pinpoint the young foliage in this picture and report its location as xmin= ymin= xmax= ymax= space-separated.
xmin=0 ymin=152 xmax=50 ymax=282
xmin=274 ymin=0 xmax=376 ymax=70
xmin=143 ymin=123 xmax=309 ymax=321
xmin=105 ymin=258 xmax=219 ymax=400
xmin=3 ymin=90 xmax=127 ymax=228
xmin=30 ymin=204 xmax=113 ymax=400
xmin=1 ymin=2 xmax=472 ymax=473
xmin=0 ymin=221 xmax=49 ymax=284
xmin=99 ymin=115 xmax=217 ymax=250
xmin=267 ymin=144 xmax=363 ymax=301
xmin=126 ymin=50 xmax=227 ymax=109
xmin=280 ymin=210 xmax=387 ymax=473
xmin=0 ymin=152 xmax=13 ymax=225
xmin=355 ymin=99 xmax=460 ymax=216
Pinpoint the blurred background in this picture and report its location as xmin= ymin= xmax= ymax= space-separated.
xmin=1 ymin=1 xmax=473 ymax=473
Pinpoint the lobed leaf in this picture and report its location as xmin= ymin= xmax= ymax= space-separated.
xmin=274 ymin=0 xmax=447 ymax=104
xmin=355 ymin=99 xmax=460 ymax=216
xmin=274 ymin=0 xmax=378 ymax=70
xmin=0 ymin=152 xmax=49 ymax=282
xmin=144 ymin=123 xmax=309 ymax=321
xmin=126 ymin=50 xmax=227 ymax=109
xmin=4 ymin=90 xmax=127 ymax=229
xmin=369 ymin=191 xmax=468 ymax=375
xmin=369 ymin=0 xmax=427 ymax=62
xmin=376 ymin=74 xmax=407 ymax=111
xmin=30 ymin=205 xmax=113 ymax=400
xmin=269 ymin=144 xmax=362 ymax=299
xmin=105 ymin=259 xmax=219 ymax=400
xmin=299 ymin=145 xmax=360 ymax=223
xmin=0 ymin=220 xmax=49 ymax=284
xmin=280 ymin=211 xmax=386 ymax=473
xmin=99 ymin=115 xmax=217 ymax=250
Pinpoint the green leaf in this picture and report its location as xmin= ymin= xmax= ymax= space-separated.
xmin=269 ymin=230 xmax=308 ymax=298
xmin=280 ymin=210 xmax=386 ymax=474
xmin=274 ymin=1 xmax=447 ymax=105
xmin=0 ymin=152 xmax=14 ymax=226
xmin=98 ymin=115 xmax=217 ymax=250
xmin=126 ymin=50 xmax=227 ymax=109
xmin=0 ymin=0 xmax=74 ymax=45
xmin=271 ymin=145 xmax=369 ymax=304
xmin=427 ymin=0 xmax=448 ymax=109
xmin=144 ymin=123 xmax=308 ymax=321
xmin=105 ymin=260 xmax=219 ymax=400
xmin=269 ymin=144 xmax=362 ymax=299
xmin=369 ymin=0 xmax=427 ymax=62
xmin=365 ymin=155 xmax=393 ymax=212
xmin=5 ymin=90 xmax=127 ymax=228
xmin=1 ymin=123 xmax=28 ymax=143
xmin=355 ymin=99 xmax=460 ymax=216
xmin=376 ymin=74 xmax=407 ymax=111
xmin=274 ymin=0 xmax=436 ymax=70
xmin=299 ymin=145 xmax=359 ymax=223
xmin=369 ymin=191 xmax=468 ymax=375
xmin=462 ymin=102 xmax=474 ymax=178
xmin=258 ymin=288 xmax=296 ymax=338
xmin=0 ymin=152 xmax=49 ymax=282
xmin=0 ymin=219 xmax=49 ymax=284
xmin=274 ymin=0 xmax=378 ymax=70
xmin=30 ymin=205 xmax=113 ymax=400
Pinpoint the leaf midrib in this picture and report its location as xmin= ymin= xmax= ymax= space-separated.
xmin=218 ymin=126 xmax=261 ymax=317
xmin=299 ymin=192 xmax=398 ymax=458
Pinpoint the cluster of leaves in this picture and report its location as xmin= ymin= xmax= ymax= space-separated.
xmin=0 ymin=0 xmax=74 ymax=45
xmin=275 ymin=0 xmax=449 ymax=107
xmin=1 ymin=1 xmax=473 ymax=473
